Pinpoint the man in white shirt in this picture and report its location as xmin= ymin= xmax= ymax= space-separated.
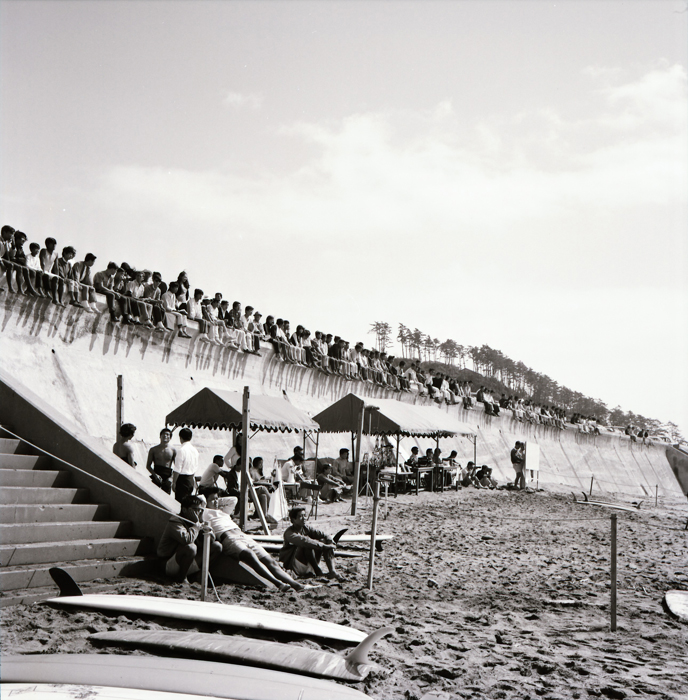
xmin=173 ymin=428 xmax=199 ymax=503
xmin=202 ymin=487 xmax=303 ymax=591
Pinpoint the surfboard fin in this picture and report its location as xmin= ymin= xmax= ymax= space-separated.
xmin=49 ymin=567 xmax=84 ymax=597
xmin=333 ymin=528 xmax=349 ymax=544
xmin=346 ymin=627 xmax=393 ymax=666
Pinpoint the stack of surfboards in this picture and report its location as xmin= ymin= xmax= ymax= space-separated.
xmin=2 ymin=567 xmax=392 ymax=700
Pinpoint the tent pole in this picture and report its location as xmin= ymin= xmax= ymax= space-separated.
xmin=367 ymin=476 xmax=381 ymax=590
xmin=314 ymin=431 xmax=320 ymax=476
xmin=473 ymin=435 xmax=477 ymax=465
xmin=240 ymin=386 xmax=250 ymax=532
xmin=351 ymin=408 xmax=365 ymax=516
xmin=395 ymin=434 xmax=400 ymax=497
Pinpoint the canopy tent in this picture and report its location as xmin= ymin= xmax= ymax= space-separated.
xmin=312 ymin=394 xmax=477 ymax=513
xmin=166 ymin=387 xmax=318 ymax=531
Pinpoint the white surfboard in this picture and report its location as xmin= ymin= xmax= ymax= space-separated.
xmin=665 ymin=590 xmax=688 ymax=622
xmin=251 ymin=534 xmax=394 ymax=544
xmin=90 ymin=626 xmax=393 ymax=682
xmin=1 ymin=685 xmax=239 ymax=700
xmin=46 ymin=594 xmax=367 ymax=643
xmin=1 ymin=655 xmax=370 ymax=700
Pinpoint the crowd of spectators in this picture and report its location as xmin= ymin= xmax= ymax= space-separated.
xmin=0 ymin=223 xmax=610 ymax=433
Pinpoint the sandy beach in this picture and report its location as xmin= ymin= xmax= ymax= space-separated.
xmin=2 ymin=488 xmax=687 ymax=700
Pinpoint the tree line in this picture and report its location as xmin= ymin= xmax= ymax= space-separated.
xmin=367 ymin=321 xmax=683 ymax=441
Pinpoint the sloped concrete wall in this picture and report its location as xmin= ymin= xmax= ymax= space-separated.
xmin=1 ymin=293 xmax=683 ymax=503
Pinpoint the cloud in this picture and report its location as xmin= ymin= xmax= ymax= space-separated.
xmin=222 ymin=90 xmax=263 ymax=109
xmin=98 ymin=64 xmax=686 ymax=279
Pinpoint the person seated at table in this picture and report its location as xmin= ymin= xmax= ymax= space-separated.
xmin=157 ymin=495 xmax=222 ymax=582
xmin=202 ymin=488 xmax=302 ymax=591
xmin=405 ymin=446 xmax=420 ymax=466
xmin=279 ymin=506 xmax=343 ymax=581
xmin=316 ymin=463 xmax=347 ymax=502
xmin=418 ymin=448 xmax=434 ymax=467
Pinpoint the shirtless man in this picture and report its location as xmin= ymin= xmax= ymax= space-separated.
xmin=146 ymin=428 xmax=177 ymax=494
xmin=113 ymin=423 xmax=137 ymax=467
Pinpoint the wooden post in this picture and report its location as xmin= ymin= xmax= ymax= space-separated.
xmin=367 ymin=477 xmax=381 ymax=591
xmin=589 ymin=476 xmax=594 ymax=496
xmin=240 ymin=386 xmax=250 ymax=532
xmin=351 ymin=408 xmax=365 ymax=516
xmin=472 ymin=434 xmax=477 ymax=465
xmin=116 ymin=375 xmax=124 ymax=436
xmin=655 ymin=485 xmax=658 ymax=508
xmin=248 ymin=479 xmax=270 ymax=535
xmin=394 ymin=434 xmax=400 ymax=497
xmin=200 ymin=530 xmax=211 ymax=602
xmin=610 ymin=513 xmax=617 ymax=632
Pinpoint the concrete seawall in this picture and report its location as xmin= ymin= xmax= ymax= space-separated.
xmin=1 ymin=293 xmax=684 ymax=503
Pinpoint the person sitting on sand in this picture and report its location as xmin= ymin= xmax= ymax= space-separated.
xmin=460 ymin=461 xmax=482 ymax=488
xmin=316 ymin=463 xmax=347 ymax=502
xmin=145 ymin=428 xmax=177 ymax=494
xmin=197 ymin=454 xmax=231 ymax=497
xmin=202 ymin=487 xmax=301 ymax=591
xmin=113 ymin=423 xmax=137 ymax=467
xmin=279 ymin=506 xmax=343 ymax=581
xmin=476 ymin=464 xmax=498 ymax=489
xmin=157 ymin=494 xmax=222 ymax=582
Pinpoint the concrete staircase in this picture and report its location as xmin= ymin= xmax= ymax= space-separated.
xmin=0 ymin=428 xmax=153 ymax=605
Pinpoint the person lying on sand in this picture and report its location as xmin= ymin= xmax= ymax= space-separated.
xmin=279 ymin=506 xmax=343 ymax=581
xmin=202 ymin=487 xmax=303 ymax=591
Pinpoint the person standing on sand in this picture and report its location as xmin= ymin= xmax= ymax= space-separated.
xmin=511 ymin=441 xmax=526 ymax=490
xmin=279 ymin=506 xmax=343 ymax=581
xmin=173 ymin=428 xmax=198 ymax=503
xmin=146 ymin=428 xmax=177 ymax=494
xmin=113 ymin=423 xmax=137 ymax=468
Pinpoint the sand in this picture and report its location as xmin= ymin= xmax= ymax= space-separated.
xmin=2 ymin=488 xmax=687 ymax=700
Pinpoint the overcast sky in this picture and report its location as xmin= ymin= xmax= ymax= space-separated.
xmin=2 ymin=0 xmax=687 ymax=433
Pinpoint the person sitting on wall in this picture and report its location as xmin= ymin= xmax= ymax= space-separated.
xmin=160 ymin=280 xmax=192 ymax=337
xmin=113 ymin=423 xmax=137 ymax=467
xmin=172 ymin=428 xmax=199 ymax=503
xmin=157 ymin=494 xmax=222 ymax=582
xmin=279 ymin=506 xmax=343 ymax=581
xmin=202 ymin=488 xmax=301 ymax=591
xmin=146 ymin=428 xmax=177 ymax=494
xmin=38 ymin=236 xmax=59 ymax=296
xmin=70 ymin=252 xmax=99 ymax=312
xmin=50 ymin=245 xmax=77 ymax=306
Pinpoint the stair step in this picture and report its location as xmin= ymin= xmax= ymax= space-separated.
xmin=0 ymin=487 xmax=89 ymax=505
xmin=0 ymin=454 xmax=52 ymax=470
xmin=0 ymin=556 xmax=156 ymax=597
xmin=0 ymin=520 xmax=132 ymax=545
xmin=0 ymin=503 xmax=110 ymax=524
xmin=0 ymin=469 xmax=71 ymax=487
xmin=0 ymin=538 xmax=150 ymax=567
xmin=0 ymin=438 xmax=33 ymax=455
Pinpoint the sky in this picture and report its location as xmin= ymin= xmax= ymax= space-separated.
xmin=1 ymin=0 xmax=687 ymax=434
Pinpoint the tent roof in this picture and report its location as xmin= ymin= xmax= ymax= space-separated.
xmin=312 ymin=394 xmax=475 ymax=438
xmin=166 ymin=388 xmax=319 ymax=433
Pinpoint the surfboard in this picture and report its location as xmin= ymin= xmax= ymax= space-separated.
xmin=1 ymin=685 xmax=242 ymax=700
xmin=571 ymin=493 xmax=640 ymax=513
xmin=258 ymin=543 xmax=363 ymax=557
xmin=46 ymin=593 xmax=366 ymax=643
xmin=664 ymin=590 xmax=688 ymax=621
xmin=90 ymin=626 xmax=393 ymax=682
xmin=1 ymin=655 xmax=370 ymax=700
xmin=251 ymin=534 xmax=394 ymax=544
